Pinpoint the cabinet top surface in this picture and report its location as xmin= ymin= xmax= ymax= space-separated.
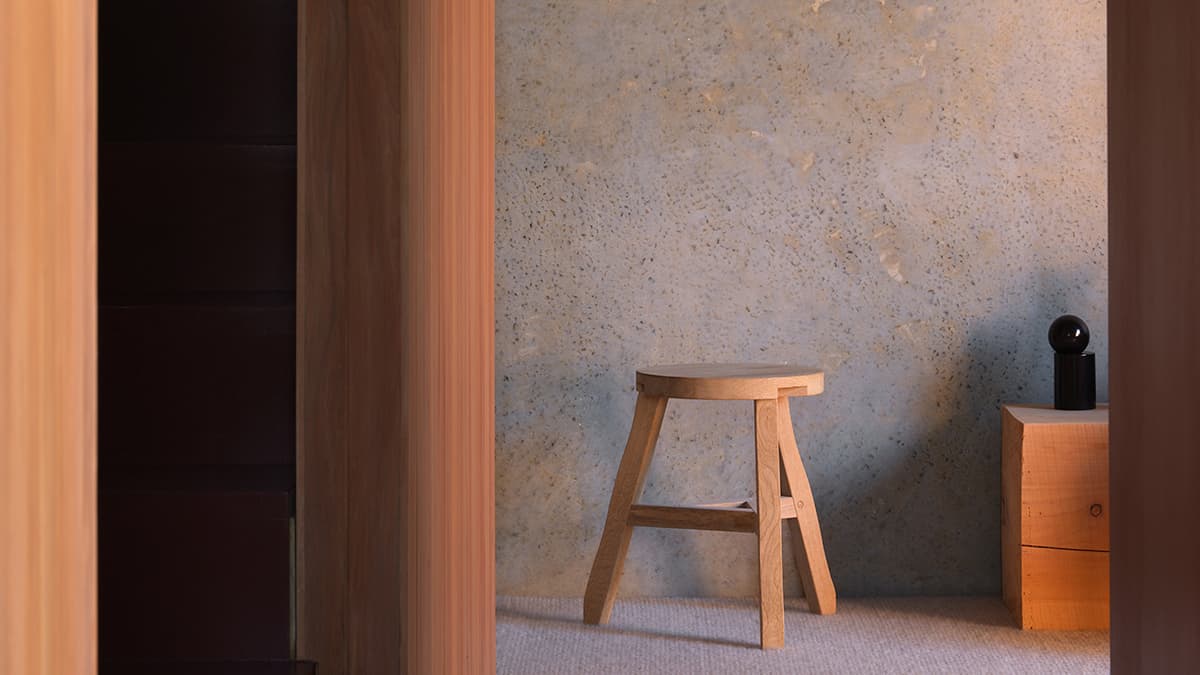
xmin=1002 ymin=403 xmax=1109 ymax=425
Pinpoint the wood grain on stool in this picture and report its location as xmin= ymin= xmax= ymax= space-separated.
xmin=778 ymin=396 xmax=837 ymax=614
xmin=754 ymin=399 xmax=785 ymax=649
xmin=624 ymin=498 xmax=808 ymax=533
xmin=583 ymin=394 xmax=668 ymax=625
xmin=627 ymin=504 xmax=757 ymax=533
xmin=583 ymin=364 xmax=836 ymax=650
xmin=637 ymin=363 xmax=823 ymax=400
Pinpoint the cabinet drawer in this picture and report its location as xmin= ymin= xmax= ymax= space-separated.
xmin=1016 ymin=546 xmax=1109 ymax=630
xmin=1020 ymin=422 xmax=1108 ymax=551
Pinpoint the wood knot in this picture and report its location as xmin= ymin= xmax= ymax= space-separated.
xmin=1089 ymin=503 xmax=1103 ymax=517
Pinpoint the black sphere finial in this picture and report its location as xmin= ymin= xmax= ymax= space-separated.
xmin=1048 ymin=314 xmax=1090 ymax=355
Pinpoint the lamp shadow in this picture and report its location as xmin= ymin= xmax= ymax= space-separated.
xmin=819 ymin=265 xmax=1106 ymax=603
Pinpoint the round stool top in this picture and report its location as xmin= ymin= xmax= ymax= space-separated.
xmin=636 ymin=363 xmax=824 ymax=401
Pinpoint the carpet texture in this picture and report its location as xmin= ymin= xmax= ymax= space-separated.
xmin=498 ymin=596 xmax=1108 ymax=674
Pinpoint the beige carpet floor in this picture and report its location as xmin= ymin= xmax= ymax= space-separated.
xmin=498 ymin=596 xmax=1108 ymax=674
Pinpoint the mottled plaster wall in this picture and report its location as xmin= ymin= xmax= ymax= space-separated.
xmin=496 ymin=1 xmax=1106 ymax=597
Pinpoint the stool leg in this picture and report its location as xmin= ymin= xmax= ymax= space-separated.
xmin=583 ymin=393 xmax=668 ymax=625
xmin=777 ymin=396 xmax=837 ymax=615
xmin=754 ymin=399 xmax=785 ymax=649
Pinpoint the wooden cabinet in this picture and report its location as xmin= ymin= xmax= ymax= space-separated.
xmin=1001 ymin=404 xmax=1110 ymax=630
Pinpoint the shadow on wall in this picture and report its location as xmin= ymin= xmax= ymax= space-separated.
xmin=495 ymin=363 xmax=638 ymax=594
xmin=828 ymin=267 xmax=1107 ymax=596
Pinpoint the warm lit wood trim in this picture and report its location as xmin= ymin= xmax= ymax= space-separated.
xmin=0 ymin=1 xmax=98 ymax=672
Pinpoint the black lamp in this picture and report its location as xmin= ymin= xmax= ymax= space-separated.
xmin=1048 ymin=314 xmax=1096 ymax=410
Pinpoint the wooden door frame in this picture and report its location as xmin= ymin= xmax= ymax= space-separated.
xmin=297 ymin=1 xmax=496 ymax=673
xmin=290 ymin=1 xmax=1200 ymax=673
xmin=4 ymin=0 xmax=492 ymax=671
xmin=1109 ymin=0 xmax=1200 ymax=671
xmin=1 ymin=0 xmax=98 ymax=673
xmin=3 ymin=2 xmax=1189 ymax=672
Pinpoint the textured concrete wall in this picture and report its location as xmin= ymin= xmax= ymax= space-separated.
xmin=496 ymin=0 xmax=1106 ymax=597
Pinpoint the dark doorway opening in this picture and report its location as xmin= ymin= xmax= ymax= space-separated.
xmin=97 ymin=2 xmax=308 ymax=672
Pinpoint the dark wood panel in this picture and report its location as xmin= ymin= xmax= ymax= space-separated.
xmin=344 ymin=0 xmax=405 ymax=671
xmin=99 ymin=0 xmax=297 ymax=142
xmin=100 ymin=464 xmax=295 ymax=495
xmin=99 ymin=306 xmax=295 ymax=466
xmin=102 ymin=662 xmax=315 ymax=675
xmin=100 ymin=143 xmax=296 ymax=298
xmin=299 ymin=1 xmax=495 ymax=672
xmin=1109 ymin=0 xmax=1200 ymax=671
xmin=297 ymin=1 xmax=495 ymax=672
xmin=296 ymin=0 xmax=349 ymax=671
xmin=98 ymin=492 xmax=291 ymax=661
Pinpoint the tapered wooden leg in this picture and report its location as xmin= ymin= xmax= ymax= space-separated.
xmin=583 ymin=393 xmax=668 ymax=624
xmin=778 ymin=396 xmax=837 ymax=615
xmin=754 ymin=399 xmax=785 ymax=649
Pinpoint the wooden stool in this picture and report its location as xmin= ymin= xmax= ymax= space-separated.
xmin=582 ymin=363 xmax=837 ymax=649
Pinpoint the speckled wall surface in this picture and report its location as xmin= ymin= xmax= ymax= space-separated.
xmin=496 ymin=0 xmax=1106 ymax=597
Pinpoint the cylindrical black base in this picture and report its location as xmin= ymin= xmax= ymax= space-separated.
xmin=1055 ymin=352 xmax=1096 ymax=410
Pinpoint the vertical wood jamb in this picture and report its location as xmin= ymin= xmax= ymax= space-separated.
xmin=297 ymin=0 xmax=349 ymax=671
xmin=0 ymin=0 xmax=98 ymax=672
xmin=1110 ymin=0 xmax=1200 ymax=670
xmin=345 ymin=0 xmax=405 ymax=671
xmin=299 ymin=0 xmax=494 ymax=673
xmin=399 ymin=1 xmax=496 ymax=672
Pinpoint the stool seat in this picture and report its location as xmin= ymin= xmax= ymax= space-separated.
xmin=637 ymin=362 xmax=823 ymax=400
